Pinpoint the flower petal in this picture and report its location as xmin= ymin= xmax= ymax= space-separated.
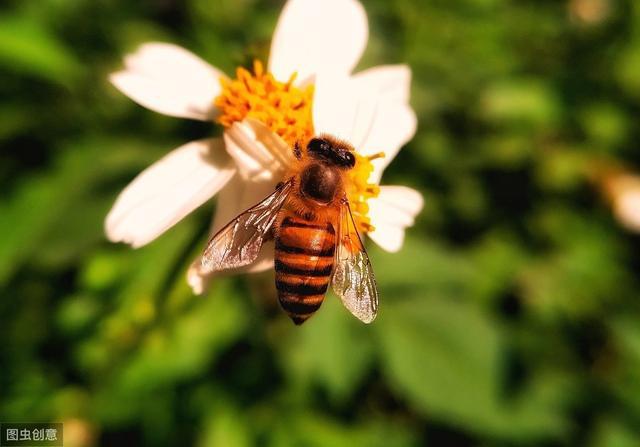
xmin=269 ymin=0 xmax=368 ymax=83
xmin=187 ymin=176 xmax=277 ymax=294
xmin=312 ymin=74 xmax=371 ymax=143
xmin=313 ymin=67 xmax=417 ymax=182
xmin=352 ymin=66 xmax=417 ymax=182
xmin=105 ymin=138 xmax=235 ymax=248
xmin=353 ymin=65 xmax=412 ymax=103
xmin=110 ymin=42 xmax=226 ymax=120
xmin=367 ymin=186 xmax=423 ymax=252
xmin=366 ymin=104 xmax=416 ymax=183
xmin=223 ymin=118 xmax=295 ymax=182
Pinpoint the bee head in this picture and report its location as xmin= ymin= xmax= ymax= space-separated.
xmin=307 ymin=136 xmax=356 ymax=169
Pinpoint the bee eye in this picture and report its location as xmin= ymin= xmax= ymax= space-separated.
xmin=344 ymin=152 xmax=355 ymax=167
xmin=307 ymin=138 xmax=327 ymax=153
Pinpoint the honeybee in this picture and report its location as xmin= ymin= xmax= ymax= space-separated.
xmin=199 ymin=135 xmax=378 ymax=325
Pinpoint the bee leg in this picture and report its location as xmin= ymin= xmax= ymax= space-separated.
xmin=293 ymin=141 xmax=302 ymax=159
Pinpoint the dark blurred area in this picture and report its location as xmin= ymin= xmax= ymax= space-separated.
xmin=2 ymin=0 xmax=640 ymax=445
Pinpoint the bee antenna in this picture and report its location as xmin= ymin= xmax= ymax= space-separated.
xmin=293 ymin=141 xmax=302 ymax=159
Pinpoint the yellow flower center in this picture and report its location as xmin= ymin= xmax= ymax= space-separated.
xmin=215 ymin=61 xmax=382 ymax=234
xmin=215 ymin=60 xmax=314 ymax=147
xmin=346 ymin=153 xmax=384 ymax=233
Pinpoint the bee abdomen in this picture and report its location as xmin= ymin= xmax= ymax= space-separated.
xmin=276 ymin=273 xmax=329 ymax=296
xmin=278 ymin=292 xmax=326 ymax=325
xmin=275 ymin=216 xmax=335 ymax=325
xmin=274 ymin=260 xmax=333 ymax=276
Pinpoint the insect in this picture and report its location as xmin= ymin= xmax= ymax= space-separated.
xmin=199 ymin=135 xmax=378 ymax=325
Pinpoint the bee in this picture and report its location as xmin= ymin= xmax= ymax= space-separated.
xmin=199 ymin=135 xmax=378 ymax=325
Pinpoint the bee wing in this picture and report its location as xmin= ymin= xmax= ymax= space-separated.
xmin=200 ymin=179 xmax=293 ymax=273
xmin=331 ymin=197 xmax=379 ymax=323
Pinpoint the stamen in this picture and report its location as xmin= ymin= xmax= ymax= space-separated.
xmin=346 ymin=153 xmax=382 ymax=234
xmin=215 ymin=60 xmax=314 ymax=147
xmin=367 ymin=152 xmax=386 ymax=161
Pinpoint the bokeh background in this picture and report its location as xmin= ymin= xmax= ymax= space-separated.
xmin=2 ymin=0 xmax=640 ymax=445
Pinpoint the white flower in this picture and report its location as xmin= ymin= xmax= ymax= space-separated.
xmin=106 ymin=0 xmax=423 ymax=294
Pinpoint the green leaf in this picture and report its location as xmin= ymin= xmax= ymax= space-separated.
xmin=376 ymin=295 xmax=503 ymax=431
xmin=0 ymin=14 xmax=82 ymax=85
xmin=376 ymin=296 xmax=568 ymax=439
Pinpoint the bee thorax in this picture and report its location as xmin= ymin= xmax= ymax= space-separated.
xmin=300 ymin=163 xmax=340 ymax=204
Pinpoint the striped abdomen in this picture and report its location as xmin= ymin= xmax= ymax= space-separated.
xmin=275 ymin=214 xmax=336 ymax=325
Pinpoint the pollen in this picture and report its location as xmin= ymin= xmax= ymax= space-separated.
xmin=346 ymin=152 xmax=384 ymax=234
xmin=215 ymin=60 xmax=314 ymax=147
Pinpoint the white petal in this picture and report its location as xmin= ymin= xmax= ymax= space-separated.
xmin=352 ymin=65 xmax=412 ymax=103
xmin=223 ymin=118 xmax=295 ymax=182
xmin=105 ymin=139 xmax=235 ymax=248
xmin=268 ymin=0 xmax=368 ymax=83
xmin=352 ymin=66 xmax=417 ymax=182
xmin=313 ymin=67 xmax=417 ymax=183
xmin=312 ymin=74 xmax=370 ymax=143
xmin=110 ymin=42 xmax=226 ymax=120
xmin=367 ymin=186 xmax=423 ymax=252
xmin=365 ymin=104 xmax=417 ymax=183
xmin=187 ymin=176 xmax=278 ymax=295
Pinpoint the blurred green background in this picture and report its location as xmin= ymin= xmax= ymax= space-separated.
xmin=2 ymin=0 xmax=640 ymax=445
